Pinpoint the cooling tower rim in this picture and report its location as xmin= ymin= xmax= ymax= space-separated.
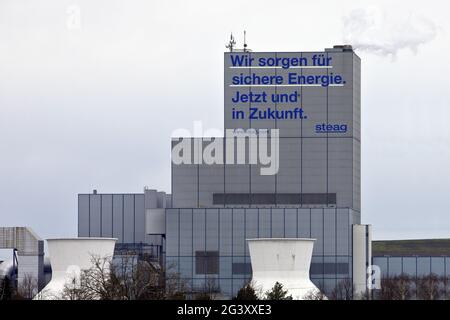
xmin=246 ymin=238 xmax=316 ymax=242
xmin=46 ymin=237 xmax=118 ymax=241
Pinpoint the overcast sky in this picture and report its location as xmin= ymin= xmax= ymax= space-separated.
xmin=1 ymin=0 xmax=449 ymax=241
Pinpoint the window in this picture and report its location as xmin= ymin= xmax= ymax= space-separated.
xmin=213 ymin=193 xmax=336 ymax=205
xmin=232 ymin=263 xmax=252 ymax=275
xmin=310 ymin=263 xmax=349 ymax=275
xmin=195 ymin=251 xmax=219 ymax=274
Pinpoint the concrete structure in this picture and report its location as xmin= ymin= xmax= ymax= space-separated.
xmin=0 ymin=227 xmax=45 ymax=290
xmin=78 ymin=45 xmax=371 ymax=298
xmin=247 ymin=238 xmax=321 ymax=299
xmin=78 ymin=188 xmax=169 ymax=263
xmin=36 ymin=237 xmax=116 ymax=299
xmin=353 ymin=224 xmax=372 ymax=295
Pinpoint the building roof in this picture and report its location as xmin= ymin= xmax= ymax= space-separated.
xmin=372 ymin=239 xmax=450 ymax=257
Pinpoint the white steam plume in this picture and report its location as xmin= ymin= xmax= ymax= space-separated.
xmin=343 ymin=7 xmax=437 ymax=57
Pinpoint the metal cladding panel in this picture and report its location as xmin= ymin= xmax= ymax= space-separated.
xmin=352 ymin=55 xmax=361 ymax=141
xmin=101 ymin=194 xmax=113 ymax=237
xmin=232 ymin=209 xmax=245 ymax=256
xmin=298 ymin=209 xmax=311 ymax=238
xmin=302 ymin=138 xmax=327 ymax=194
xmin=134 ymin=194 xmax=145 ymax=242
xmin=353 ymin=139 xmax=361 ymax=211
xmin=328 ymin=138 xmax=353 ymax=207
xmin=171 ymin=142 xmax=199 ymax=208
xmin=112 ymin=195 xmax=124 ymax=243
xmin=225 ymin=164 xmax=250 ymax=194
xmin=311 ymin=209 xmax=324 ymax=255
xmin=336 ymin=209 xmax=350 ymax=256
xmin=224 ymin=51 xmax=356 ymax=137
xmin=199 ymin=160 xmax=224 ymax=208
xmin=146 ymin=208 xmax=165 ymax=235
xmin=277 ymin=138 xmax=301 ymax=194
xmin=171 ymin=49 xmax=360 ymax=211
xmin=145 ymin=189 xmax=158 ymax=209
xmin=271 ymin=208 xmax=284 ymax=238
xmin=165 ymin=209 xmax=179 ymax=256
xmin=78 ymin=195 xmax=89 ymax=237
xmin=0 ymin=227 xmax=43 ymax=254
xmin=250 ymin=163 xmax=276 ymax=193
xmin=205 ymin=209 xmax=219 ymax=251
xmin=258 ymin=209 xmax=271 ymax=238
xmin=123 ymin=195 xmax=135 ymax=243
xmin=89 ymin=194 xmax=101 ymax=237
xmin=284 ymin=209 xmax=297 ymax=238
xmin=18 ymin=255 xmax=45 ymax=290
xmin=193 ymin=209 xmax=206 ymax=258
xmin=179 ymin=209 xmax=193 ymax=256
xmin=219 ymin=209 xmax=232 ymax=256
xmin=324 ymin=209 xmax=336 ymax=256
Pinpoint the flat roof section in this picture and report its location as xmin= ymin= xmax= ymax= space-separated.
xmin=373 ymin=239 xmax=450 ymax=257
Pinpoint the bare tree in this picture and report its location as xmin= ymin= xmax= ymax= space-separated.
xmin=378 ymin=276 xmax=396 ymax=300
xmin=395 ymin=274 xmax=412 ymax=300
xmin=61 ymin=253 xmax=191 ymax=300
xmin=375 ymin=274 xmax=412 ymax=300
xmin=439 ymin=275 xmax=449 ymax=300
xmin=17 ymin=273 xmax=38 ymax=300
xmin=61 ymin=276 xmax=96 ymax=300
xmin=164 ymin=262 xmax=189 ymax=299
xmin=194 ymin=277 xmax=220 ymax=300
xmin=303 ymin=289 xmax=327 ymax=300
xmin=371 ymin=273 xmax=450 ymax=301
xmin=416 ymin=273 xmax=441 ymax=300
xmin=330 ymin=278 xmax=354 ymax=300
xmin=61 ymin=255 xmax=112 ymax=300
xmin=411 ymin=276 xmax=419 ymax=300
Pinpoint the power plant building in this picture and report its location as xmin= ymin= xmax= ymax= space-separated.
xmin=78 ymin=45 xmax=371 ymax=298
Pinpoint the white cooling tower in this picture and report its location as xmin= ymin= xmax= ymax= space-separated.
xmin=35 ymin=238 xmax=116 ymax=300
xmin=247 ymin=238 xmax=324 ymax=300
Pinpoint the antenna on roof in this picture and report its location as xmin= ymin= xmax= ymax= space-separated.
xmin=226 ymin=33 xmax=236 ymax=52
xmin=243 ymin=30 xmax=248 ymax=52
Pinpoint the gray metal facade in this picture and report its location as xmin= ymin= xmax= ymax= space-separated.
xmin=166 ymin=46 xmax=362 ymax=297
xmin=78 ymin=190 xmax=170 ymax=254
xmin=373 ymin=256 xmax=450 ymax=278
xmin=0 ymin=227 xmax=45 ymax=290
xmin=172 ymin=47 xmax=360 ymax=211
xmin=77 ymin=46 xmax=363 ymax=298
xmin=166 ymin=207 xmax=359 ymax=296
xmin=171 ymin=136 xmax=359 ymax=210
